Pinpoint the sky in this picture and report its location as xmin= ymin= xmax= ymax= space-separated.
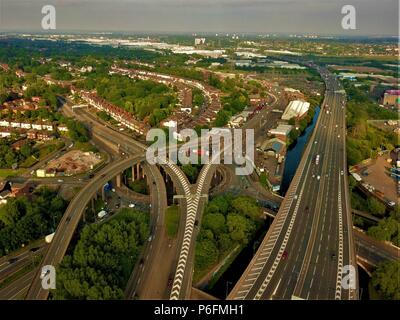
xmin=0 ymin=0 xmax=398 ymax=36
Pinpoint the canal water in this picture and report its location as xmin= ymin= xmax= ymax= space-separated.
xmin=280 ymin=106 xmax=321 ymax=196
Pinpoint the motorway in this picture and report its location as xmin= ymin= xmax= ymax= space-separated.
xmin=228 ymin=70 xmax=358 ymax=300
xmin=0 ymin=245 xmax=46 ymax=284
xmin=0 ymin=270 xmax=36 ymax=300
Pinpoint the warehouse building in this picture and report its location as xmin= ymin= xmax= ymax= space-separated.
xmin=282 ymin=100 xmax=310 ymax=120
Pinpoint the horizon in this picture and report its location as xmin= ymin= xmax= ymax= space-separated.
xmin=0 ymin=0 xmax=398 ymax=37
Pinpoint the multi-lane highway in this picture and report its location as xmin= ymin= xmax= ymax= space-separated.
xmin=228 ymin=70 xmax=358 ymax=300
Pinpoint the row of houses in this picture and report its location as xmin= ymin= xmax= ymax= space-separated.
xmin=0 ymin=119 xmax=55 ymax=131
xmin=78 ymin=90 xmax=149 ymax=135
xmin=110 ymin=66 xmax=223 ymax=129
xmin=0 ymin=127 xmax=54 ymax=141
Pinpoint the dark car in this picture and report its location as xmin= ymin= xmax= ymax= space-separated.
xmin=331 ymin=253 xmax=336 ymax=261
xmin=30 ymin=247 xmax=40 ymax=252
xmin=281 ymin=251 xmax=288 ymax=260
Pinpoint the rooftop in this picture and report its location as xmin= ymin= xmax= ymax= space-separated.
xmin=282 ymin=100 xmax=310 ymax=120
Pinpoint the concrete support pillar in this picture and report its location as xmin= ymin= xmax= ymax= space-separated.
xmin=116 ymin=174 xmax=121 ymax=188
xmin=124 ymin=172 xmax=127 ymax=185
xmin=132 ymin=166 xmax=135 ymax=182
xmin=101 ymin=186 xmax=106 ymax=201
xmin=136 ymin=164 xmax=140 ymax=181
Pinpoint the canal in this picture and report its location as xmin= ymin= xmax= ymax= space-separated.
xmin=280 ymin=106 xmax=321 ymax=196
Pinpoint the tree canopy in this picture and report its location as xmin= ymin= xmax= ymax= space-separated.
xmin=53 ymin=209 xmax=149 ymax=300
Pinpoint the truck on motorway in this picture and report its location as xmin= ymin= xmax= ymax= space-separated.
xmin=97 ymin=210 xmax=108 ymax=219
xmin=315 ymin=154 xmax=320 ymax=165
xmin=45 ymin=232 xmax=55 ymax=243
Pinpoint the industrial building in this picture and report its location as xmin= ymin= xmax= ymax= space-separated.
xmin=268 ymin=124 xmax=293 ymax=139
xmin=281 ymin=100 xmax=310 ymax=120
xmin=383 ymin=90 xmax=400 ymax=106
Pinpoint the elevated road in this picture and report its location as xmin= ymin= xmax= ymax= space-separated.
xmin=26 ymin=99 xmax=194 ymax=300
xmin=228 ymin=70 xmax=358 ymax=300
xmin=26 ymin=155 xmax=145 ymax=299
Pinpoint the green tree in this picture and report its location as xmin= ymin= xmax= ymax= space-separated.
xmin=371 ymin=261 xmax=400 ymax=300
xmin=367 ymin=198 xmax=386 ymax=216
xmin=202 ymin=213 xmax=226 ymax=235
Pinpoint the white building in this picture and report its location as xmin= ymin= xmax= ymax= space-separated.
xmin=42 ymin=124 xmax=54 ymax=131
xmin=58 ymin=125 xmax=69 ymax=132
xmin=21 ymin=123 xmax=32 ymax=129
xmin=269 ymin=124 xmax=293 ymax=137
xmin=282 ymin=100 xmax=310 ymax=121
xmin=0 ymin=131 xmax=11 ymax=138
xmin=32 ymin=124 xmax=43 ymax=130
xmin=195 ymin=38 xmax=206 ymax=46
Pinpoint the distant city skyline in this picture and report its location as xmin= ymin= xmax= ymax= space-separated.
xmin=0 ymin=0 xmax=398 ymax=36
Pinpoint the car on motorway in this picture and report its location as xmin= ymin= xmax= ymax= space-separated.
xmin=30 ymin=247 xmax=40 ymax=252
xmin=281 ymin=251 xmax=288 ymax=260
xmin=331 ymin=253 xmax=337 ymax=261
xmin=341 ymin=170 xmax=344 ymax=176
xmin=317 ymin=175 xmax=321 ymax=180
xmin=129 ymin=203 xmax=135 ymax=208
xmin=167 ymin=277 xmax=173 ymax=287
